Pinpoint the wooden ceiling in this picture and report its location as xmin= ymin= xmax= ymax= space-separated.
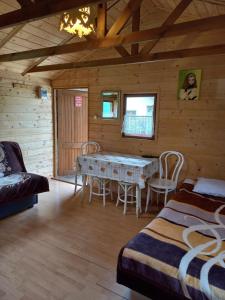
xmin=0 ymin=0 xmax=225 ymax=79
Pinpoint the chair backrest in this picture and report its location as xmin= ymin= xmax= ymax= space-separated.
xmin=159 ymin=151 xmax=184 ymax=184
xmin=81 ymin=141 xmax=101 ymax=155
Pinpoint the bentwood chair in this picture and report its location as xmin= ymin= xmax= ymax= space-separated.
xmin=83 ymin=142 xmax=113 ymax=206
xmin=116 ymin=181 xmax=139 ymax=216
xmin=145 ymin=151 xmax=184 ymax=212
xmin=75 ymin=141 xmax=112 ymax=206
xmin=74 ymin=141 xmax=101 ymax=193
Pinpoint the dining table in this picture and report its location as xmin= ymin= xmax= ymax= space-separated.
xmin=76 ymin=151 xmax=159 ymax=216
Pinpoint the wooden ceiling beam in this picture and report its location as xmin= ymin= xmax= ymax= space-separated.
xmin=97 ymin=3 xmax=107 ymax=38
xmin=0 ymin=24 xmax=25 ymax=49
xmin=0 ymin=0 xmax=111 ymax=30
xmin=0 ymin=0 xmax=30 ymax=51
xmin=106 ymin=0 xmax=143 ymax=37
xmin=17 ymin=0 xmax=34 ymax=7
xmin=22 ymin=35 xmax=74 ymax=76
xmin=131 ymin=7 xmax=140 ymax=56
xmin=162 ymin=0 xmax=192 ymax=26
xmin=96 ymin=3 xmax=130 ymax=57
xmin=28 ymin=43 xmax=225 ymax=73
xmin=1 ymin=13 xmax=225 ymax=62
xmin=106 ymin=0 xmax=120 ymax=11
xmin=140 ymin=0 xmax=192 ymax=56
xmin=115 ymin=45 xmax=130 ymax=57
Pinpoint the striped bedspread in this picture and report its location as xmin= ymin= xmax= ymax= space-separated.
xmin=120 ymin=185 xmax=225 ymax=300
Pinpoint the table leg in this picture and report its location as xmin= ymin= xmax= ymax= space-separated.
xmin=82 ymin=175 xmax=87 ymax=191
xmin=136 ymin=185 xmax=141 ymax=218
xmin=139 ymin=188 xmax=142 ymax=214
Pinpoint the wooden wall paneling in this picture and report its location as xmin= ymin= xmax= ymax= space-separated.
xmin=0 ymin=70 xmax=53 ymax=176
xmin=52 ymin=54 xmax=225 ymax=181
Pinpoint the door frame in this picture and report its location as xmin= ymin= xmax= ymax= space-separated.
xmin=53 ymin=87 xmax=89 ymax=177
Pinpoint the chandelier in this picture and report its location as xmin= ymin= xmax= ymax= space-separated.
xmin=59 ymin=7 xmax=95 ymax=38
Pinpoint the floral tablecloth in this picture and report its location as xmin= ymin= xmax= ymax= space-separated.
xmin=77 ymin=152 xmax=158 ymax=189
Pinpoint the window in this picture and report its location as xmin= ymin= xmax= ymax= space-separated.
xmin=122 ymin=94 xmax=157 ymax=139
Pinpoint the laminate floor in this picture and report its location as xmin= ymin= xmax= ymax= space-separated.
xmin=0 ymin=180 xmax=157 ymax=300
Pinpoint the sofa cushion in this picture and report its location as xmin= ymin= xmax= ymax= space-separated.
xmin=0 ymin=172 xmax=49 ymax=203
xmin=0 ymin=143 xmax=12 ymax=176
xmin=0 ymin=142 xmax=26 ymax=176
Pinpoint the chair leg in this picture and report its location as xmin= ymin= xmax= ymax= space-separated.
xmin=136 ymin=185 xmax=140 ymax=218
xmin=110 ymin=181 xmax=113 ymax=200
xmin=116 ymin=184 xmax=120 ymax=206
xmin=74 ymin=173 xmax=78 ymax=194
xmin=98 ymin=179 xmax=101 ymax=195
xmin=139 ymin=189 xmax=142 ymax=213
xmin=156 ymin=192 xmax=159 ymax=207
xmin=103 ymin=180 xmax=106 ymax=207
xmin=123 ymin=185 xmax=127 ymax=215
xmin=82 ymin=175 xmax=86 ymax=190
xmin=145 ymin=185 xmax=151 ymax=213
xmin=89 ymin=177 xmax=93 ymax=203
xmin=131 ymin=187 xmax=134 ymax=203
xmin=164 ymin=190 xmax=168 ymax=207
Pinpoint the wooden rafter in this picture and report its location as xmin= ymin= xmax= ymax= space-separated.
xmin=0 ymin=0 xmax=30 ymax=50
xmin=96 ymin=2 xmax=130 ymax=57
xmin=0 ymin=24 xmax=24 ymax=49
xmin=0 ymin=0 xmax=111 ymax=30
xmin=140 ymin=0 xmax=192 ymax=56
xmin=106 ymin=0 xmax=143 ymax=37
xmin=1 ymin=13 xmax=225 ymax=63
xmin=131 ymin=7 xmax=140 ymax=56
xmin=115 ymin=46 xmax=130 ymax=57
xmin=22 ymin=36 xmax=74 ymax=76
xmin=97 ymin=3 xmax=107 ymax=38
xmin=21 ymin=1 xmax=129 ymax=75
xmin=17 ymin=0 xmax=33 ymax=7
xmin=106 ymin=0 xmax=121 ymax=11
xmin=28 ymin=43 xmax=225 ymax=73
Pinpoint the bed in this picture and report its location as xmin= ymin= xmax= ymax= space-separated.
xmin=117 ymin=183 xmax=225 ymax=300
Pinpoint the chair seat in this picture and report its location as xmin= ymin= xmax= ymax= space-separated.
xmin=93 ymin=176 xmax=110 ymax=184
xmin=149 ymin=178 xmax=176 ymax=190
xmin=118 ymin=181 xmax=135 ymax=187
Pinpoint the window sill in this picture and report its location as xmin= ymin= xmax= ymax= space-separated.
xmin=122 ymin=133 xmax=155 ymax=140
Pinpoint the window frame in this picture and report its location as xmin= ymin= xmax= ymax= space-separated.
xmin=122 ymin=93 xmax=157 ymax=140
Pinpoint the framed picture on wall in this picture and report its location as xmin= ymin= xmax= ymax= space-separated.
xmin=178 ymin=69 xmax=202 ymax=101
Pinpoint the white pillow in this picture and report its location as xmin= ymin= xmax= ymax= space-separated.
xmin=183 ymin=178 xmax=196 ymax=185
xmin=193 ymin=177 xmax=225 ymax=198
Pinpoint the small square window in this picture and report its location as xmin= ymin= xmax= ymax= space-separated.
xmin=122 ymin=94 xmax=157 ymax=139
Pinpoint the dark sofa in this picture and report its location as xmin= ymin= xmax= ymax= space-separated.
xmin=0 ymin=141 xmax=49 ymax=219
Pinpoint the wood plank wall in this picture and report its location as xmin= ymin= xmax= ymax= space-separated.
xmin=52 ymin=54 xmax=225 ymax=180
xmin=0 ymin=71 xmax=53 ymax=177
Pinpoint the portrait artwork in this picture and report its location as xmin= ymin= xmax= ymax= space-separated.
xmin=178 ymin=69 xmax=202 ymax=101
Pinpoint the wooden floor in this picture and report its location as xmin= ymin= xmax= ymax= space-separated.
xmin=0 ymin=180 xmax=157 ymax=300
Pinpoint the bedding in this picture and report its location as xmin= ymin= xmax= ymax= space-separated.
xmin=117 ymin=184 xmax=225 ymax=300
xmin=193 ymin=177 xmax=225 ymax=198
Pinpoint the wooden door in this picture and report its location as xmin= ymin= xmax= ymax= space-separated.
xmin=57 ymin=89 xmax=88 ymax=176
